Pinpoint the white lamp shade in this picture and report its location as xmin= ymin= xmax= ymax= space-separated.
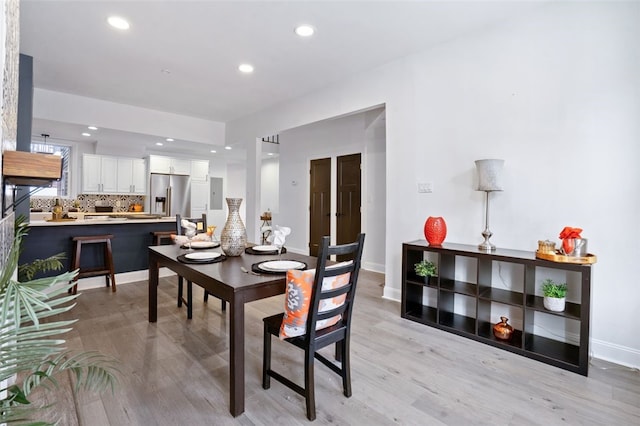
xmin=475 ymin=159 xmax=505 ymax=191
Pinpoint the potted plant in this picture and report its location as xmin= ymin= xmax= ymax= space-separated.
xmin=542 ymin=278 xmax=567 ymax=312
xmin=414 ymin=259 xmax=437 ymax=284
xmin=1 ymin=216 xmax=119 ymax=424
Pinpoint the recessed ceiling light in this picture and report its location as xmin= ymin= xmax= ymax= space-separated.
xmin=88 ymin=126 xmax=98 ymax=130
xmin=160 ymin=69 xmax=171 ymax=74
xmin=225 ymin=146 xmax=232 ymax=150
xmin=210 ymin=150 xmax=217 ymax=153
xmin=156 ymin=142 xmax=163 ymax=146
xmin=268 ymin=153 xmax=274 ymax=156
xmin=295 ymin=25 xmax=315 ymax=37
xmin=107 ymin=16 xmax=130 ymax=30
xmin=166 ymin=138 xmax=174 ymax=142
xmin=238 ymin=64 xmax=254 ymax=74
xmin=82 ymin=132 xmax=91 ymax=137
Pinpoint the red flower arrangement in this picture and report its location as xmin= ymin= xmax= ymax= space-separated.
xmin=559 ymin=226 xmax=583 ymax=255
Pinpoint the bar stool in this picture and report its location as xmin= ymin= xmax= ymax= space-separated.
xmin=151 ymin=230 xmax=174 ymax=246
xmin=70 ymin=234 xmax=116 ymax=295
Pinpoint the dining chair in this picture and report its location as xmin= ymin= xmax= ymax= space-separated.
xmin=175 ymin=214 xmax=226 ymax=318
xmin=262 ymin=233 xmax=365 ymax=421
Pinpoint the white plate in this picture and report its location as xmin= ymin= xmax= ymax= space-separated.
xmin=252 ymin=245 xmax=279 ymax=252
xmin=258 ymin=260 xmax=305 ymax=272
xmin=185 ymin=252 xmax=221 ymax=261
xmin=189 ymin=241 xmax=219 ymax=249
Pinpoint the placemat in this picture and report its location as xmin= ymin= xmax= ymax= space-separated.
xmin=177 ymin=253 xmax=226 ymax=264
xmin=251 ymin=259 xmax=307 ymax=275
xmin=245 ymin=246 xmax=287 ymax=255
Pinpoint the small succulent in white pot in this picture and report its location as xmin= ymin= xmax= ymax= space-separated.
xmin=542 ymin=278 xmax=567 ymax=312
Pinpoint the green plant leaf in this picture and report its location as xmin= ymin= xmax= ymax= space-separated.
xmin=0 ymin=217 xmax=120 ymax=424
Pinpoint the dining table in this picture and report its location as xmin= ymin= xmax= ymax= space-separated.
xmin=147 ymin=243 xmax=316 ymax=417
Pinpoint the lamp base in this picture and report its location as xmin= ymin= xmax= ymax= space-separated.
xmin=478 ymin=229 xmax=496 ymax=251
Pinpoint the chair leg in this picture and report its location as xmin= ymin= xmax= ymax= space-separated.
xmin=342 ymin=339 xmax=352 ymax=397
xmin=177 ymin=276 xmax=184 ymax=307
xmin=187 ymin=280 xmax=193 ymax=319
xmin=105 ymin=239 xmax=116 ymax=292
xmin=262 ymin=324 xmax=271 ymax=389
xmin=304 ymin=349 xmax=316 ymax=421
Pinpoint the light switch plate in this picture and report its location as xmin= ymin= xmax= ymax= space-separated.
xmin=418 ymin=182 xmax=433 ymax=193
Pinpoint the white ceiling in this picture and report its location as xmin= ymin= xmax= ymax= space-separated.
xmin=20 ymin=0 xmax=548 ymax=156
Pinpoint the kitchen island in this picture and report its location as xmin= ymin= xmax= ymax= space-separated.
xmin=20 ymin=215 xmax=177 ymax=278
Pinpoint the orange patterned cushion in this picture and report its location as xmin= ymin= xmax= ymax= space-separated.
xmin=279 ymin=267 xmax=351 ymax=339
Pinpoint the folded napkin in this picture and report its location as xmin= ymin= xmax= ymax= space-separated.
xmin=268 ymin=225 xmax=291 ymax=248
xmin=181 ymin=219 xmax=197 ymax=230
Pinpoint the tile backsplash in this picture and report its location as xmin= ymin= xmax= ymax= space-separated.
xmin=30 ymin=194 xmax=145 ymax=213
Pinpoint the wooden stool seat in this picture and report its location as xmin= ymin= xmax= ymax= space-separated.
xmin=151 ymin=230 xmax=174 ymax=246
xmin=71 ymin=234 xmax=116 ymax=295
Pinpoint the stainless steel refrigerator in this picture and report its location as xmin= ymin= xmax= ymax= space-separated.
xmin=149 ymin=173 xmax=191 ymax=217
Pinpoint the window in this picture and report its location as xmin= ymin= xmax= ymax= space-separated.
xmin=31 ymin=142 xmax=70 ymax=197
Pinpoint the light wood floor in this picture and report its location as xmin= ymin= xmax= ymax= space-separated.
xmin=38 ymin=270 xmax=640 ymax=425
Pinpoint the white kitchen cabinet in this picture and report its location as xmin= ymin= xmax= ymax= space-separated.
xmin=190 ymin=160 xmax=209 ymax=182
xmin=82 ymin=154 xmax=118 ymax=193
xmin=117 ymin=158 xmax=147 ymax=194
xmin=148 ymin=155 xmax=191 ymax=175
xmin=170 ymin=158 xmax=191 ymax=175
xmin=131 ymin=159 xmax=147 ymax=194
xmin=148 ymin=155 xmax=171 ymax=174
xmin=190 ymin=180 xmax=209 ymax=217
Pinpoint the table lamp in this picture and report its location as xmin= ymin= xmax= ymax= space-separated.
xmin=475 ymin=159 xmax=504 ymax=251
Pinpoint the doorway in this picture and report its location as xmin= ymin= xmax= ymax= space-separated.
xmin=308 ymin=154 xmax=362 ymax=258
xmin=336 ymin=153 xmax=361 ymax=260
xmin=309 ymin=158 xmax=331 ymax=256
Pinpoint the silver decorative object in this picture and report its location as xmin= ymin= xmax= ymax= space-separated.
xmin=475 ymin=159 xmax=504 ymax=251
xmin=220 ymin=197 xmax=247 ymax=256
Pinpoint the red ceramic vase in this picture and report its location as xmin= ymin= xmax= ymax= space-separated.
xmin=424 ymin=216 xmax=447 ymax=246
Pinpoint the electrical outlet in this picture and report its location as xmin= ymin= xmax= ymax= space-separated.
xmin=418 ymin=182 xmax=433 ymax=193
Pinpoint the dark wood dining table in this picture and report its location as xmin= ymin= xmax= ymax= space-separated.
xmin=148 ymin=244 xmax=316 ymax=417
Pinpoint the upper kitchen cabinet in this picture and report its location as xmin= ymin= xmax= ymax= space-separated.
xmin=190 ymin=160 xmax=209 ymax=182
xmin=117 ymin=158 xmax=147 ymax=194
xmin=148 ymin=155 xmax=190 ymax=175
xmin=82 ymin=154 xmax=118 ymax=193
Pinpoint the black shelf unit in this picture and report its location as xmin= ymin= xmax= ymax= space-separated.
xmin=401 ymin=241 xmax=592 ymax=376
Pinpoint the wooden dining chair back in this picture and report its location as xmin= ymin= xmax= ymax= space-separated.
xmin=262 ymin=233 xmax=365 ymax=421
xmin=175 ymin=214 xmax=226 ymax=318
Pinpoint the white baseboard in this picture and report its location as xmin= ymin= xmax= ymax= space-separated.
xmin=591 ymin=338 xmax=640 ymax=370
xmin=71 ymin=267 xmax=176 ymax=292
xmin=382 ymin=286 xmax=401 ymax=301
xmin=362 ymin=261 xmax=384 ymax=274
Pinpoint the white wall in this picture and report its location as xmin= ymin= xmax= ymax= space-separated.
xmin=226 ymin=2 xmax=640 ymax=367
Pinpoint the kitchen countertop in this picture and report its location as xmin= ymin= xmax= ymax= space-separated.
xmin=30 ymin=215 xmax=176 ymax=226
